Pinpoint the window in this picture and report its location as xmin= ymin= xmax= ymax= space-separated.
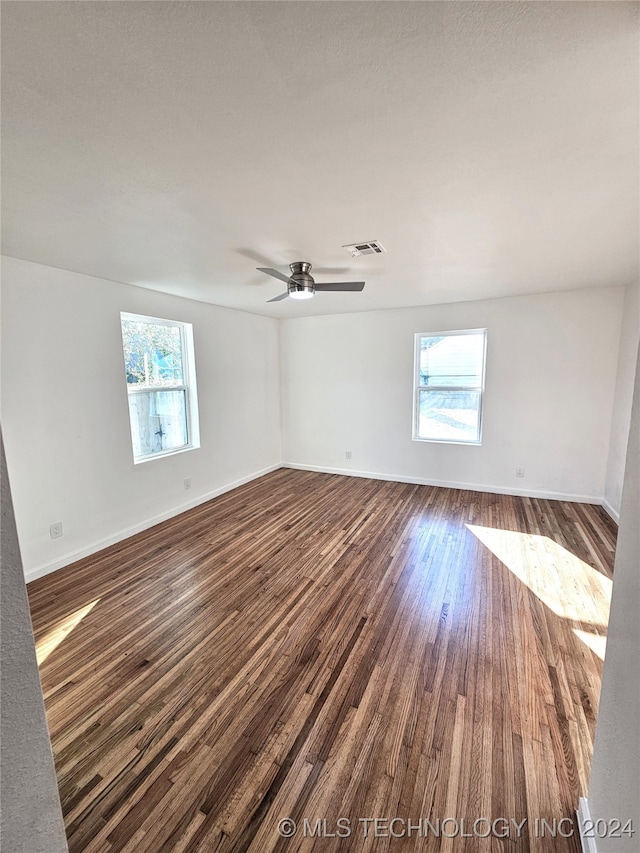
xmin=413 ymin=329 xmax=487 ymax=444
xmin=120 ymin=313 xmax=200 ymax=463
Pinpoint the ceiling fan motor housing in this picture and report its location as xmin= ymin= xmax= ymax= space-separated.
xmin=289 ymin=261 xmax=315 ymax=296
xmin=259 ymin=261 xmax=364 ymax=301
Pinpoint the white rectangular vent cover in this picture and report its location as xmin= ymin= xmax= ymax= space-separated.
xmin=342 ymin=241 xmax=386 ymax=257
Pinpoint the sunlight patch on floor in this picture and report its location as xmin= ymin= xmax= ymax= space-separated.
xmin=465 ymin=525 xmax=612 ymax=629
xmin=573 ymin=628 xmax=607 ymax=660
xmin=36 ymin=599 xmax=100 ymax=665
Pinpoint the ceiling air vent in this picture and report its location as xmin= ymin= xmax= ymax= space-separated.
xmin=342 ymin=241 xmax=386 ymax=258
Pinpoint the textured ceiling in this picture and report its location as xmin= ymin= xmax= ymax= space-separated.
xmin=1 ymin=1 xmax=638 ymax=317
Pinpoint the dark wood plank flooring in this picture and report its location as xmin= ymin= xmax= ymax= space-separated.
xmin=27 ymin=469 xmax=616 ymax=851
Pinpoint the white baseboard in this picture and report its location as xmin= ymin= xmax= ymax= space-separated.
xmin=601 ymin=497 xmax=620 ymax=523
xmin=282 ymin=462 xmax=604 ymax=505
xmin=24 ymin=463 xmax=281 ymax=584
xmin=577 ymin=797 xmax=598 ymax=853
xmin=26 ymin=462 xmax=615 ymax=584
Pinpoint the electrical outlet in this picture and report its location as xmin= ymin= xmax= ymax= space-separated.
xmin=184 ymin=478 xmax=191 ymax=490
xmin=49 ymin=522 xmax=63 ymax=540
xmin=515 ymin=467 xmax=525 ymax=478
xmin=345 ymin=450 xmax=352 ymax=460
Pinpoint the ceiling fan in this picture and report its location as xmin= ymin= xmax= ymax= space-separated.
xmin=257 ymin=262 xmax=365 ymax=302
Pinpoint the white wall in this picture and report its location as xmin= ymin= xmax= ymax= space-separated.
xmin=1 ymin=256 xmax=281 ymax=579
xmin=604 ymin=280 xmax=640 ymax=519
xmin=281 ymin=287 xmax=624 ymax=501
xmin=1 ymin=435 xmax=68 ymax=853
xmin=587 ymin=342 xmax=640 ymax=851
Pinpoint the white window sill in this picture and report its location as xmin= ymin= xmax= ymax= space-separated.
xmin=133 ymin=444 xmax=199 ymax=465
xmin=412 ymin=436 xmax=482 ymax=446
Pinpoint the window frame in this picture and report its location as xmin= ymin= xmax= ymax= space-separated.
xmin=120 ymin=312 xmax=200 ymax=464
xmin=412 ymin=328 xmax=487 ymax=446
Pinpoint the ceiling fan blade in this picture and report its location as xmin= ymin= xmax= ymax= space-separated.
xmin=257 ymin=267 xmax=294 ymax=286
xmin=314 ymin=282 xmax=365 ymax=292
xmin=267 ymin=291 xmax=290 ymax=303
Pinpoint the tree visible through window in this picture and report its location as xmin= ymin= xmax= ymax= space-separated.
xmin=413 ymin=329 xmax=487 ymax=444
xmin=120 ymin=313 xmax=199 ymax=462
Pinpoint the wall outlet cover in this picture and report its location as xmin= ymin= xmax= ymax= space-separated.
xmin=49 ymin=522 xmax=63 ymax=539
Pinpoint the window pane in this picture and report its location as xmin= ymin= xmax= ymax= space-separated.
xmin=419 ymin=333 xmax=484 ymax=387
xmin=418 ymin=389 xmax=481 ymax=442
xmin=121 ymin=319 xmax=184 ymax=387
xmin=128 ymin=390 xmax=188 ymax=457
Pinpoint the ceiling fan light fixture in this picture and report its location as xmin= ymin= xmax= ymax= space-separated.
xmin=257 ymin=261 xmax=365 ymax=303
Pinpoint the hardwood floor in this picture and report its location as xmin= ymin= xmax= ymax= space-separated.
xmin=27 ymin=469 xmax=616 ymax=852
